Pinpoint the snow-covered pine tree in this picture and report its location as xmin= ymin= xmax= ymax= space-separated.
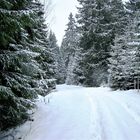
xmin=0 ymin=0 xmax=38 ymax=131
xmin=109 ymin=0 xmax=140 ymax=90
xmin=108 ymin=29 xmax=140 ymax=90
xmin=48 ymin=31 xmax=65 ymax=84
xmin=75 ymin=0 xmax=128 ymax=87
xmin=0 ymin=0 xmax=56 ymax=131
xmin=67 ymin=46 xmax=83 ymax=85
xmin=61 ymin=13 xmax=79 ymax=85
xmin=108 ymin=35 xmax=129 ymax=90
xmin=29 ymin=1 xmax=56 ymax=95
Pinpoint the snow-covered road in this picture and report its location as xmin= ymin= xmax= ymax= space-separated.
xmin=24 ymin=85 xmax=140 ymax=140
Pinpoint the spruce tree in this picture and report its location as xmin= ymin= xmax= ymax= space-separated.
xmin=75 ymin=0 xmax=127 ymax=87
xmin=0 ymin=0 xmax=37 ymax=131
xmin=0 ymin=0 xmax=56 ymax=131
xmin=61 ymin=13 xmax=79 ymax=84
xmin=30 ymin=1 xmax=56 ymax=94
xmin=109 ymin=0 xmax=140 ymax=90
xmin=48 ymin=31 xmax=65 ymax=84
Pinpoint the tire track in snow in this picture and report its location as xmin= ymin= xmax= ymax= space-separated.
xmin=103 ymin=93 xmax=140 ymax=125
xmin=86 ymin=93 xmax=102 ymax=140
xmin=95 ymin=95 xmax=129 ymax=140
xmin=96 ymin=94 xmax=140 ymax=140
xmin=87 ymin=93 xmax=116 ymax=140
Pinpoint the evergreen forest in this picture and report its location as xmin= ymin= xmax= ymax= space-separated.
xmin=0 ymin=0 xmax=140 ymax=133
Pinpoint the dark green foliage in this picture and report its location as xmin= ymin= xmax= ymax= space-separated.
xmin=109 ymin=1 xmax=140 ymax=90
xmin=0 ymin=0 xmax=56 ymax=131
xmin=61 ymin=13 xmax=79 ymax=85
xmin=75 ymin=0 xmax=128 ymax=87
xmin=0 ymin=86 xmax=34 ymax=130
xmin=0 ymin=0 xmax=31 ymax=10
xmin=48 ymin=31 xmax=66 ymax=84
xmin=0 ymin=0 xmax=36 ymax=131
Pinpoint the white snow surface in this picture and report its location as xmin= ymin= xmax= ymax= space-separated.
xmin=19 ymin=85 xmax=140 ymax=140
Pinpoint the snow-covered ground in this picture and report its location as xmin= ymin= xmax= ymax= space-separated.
xmin=13 ymin=85 xmax=140 ymax=140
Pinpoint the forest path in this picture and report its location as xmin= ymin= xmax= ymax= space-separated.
xmin=24 ymin=85 xmax=140 ymax=140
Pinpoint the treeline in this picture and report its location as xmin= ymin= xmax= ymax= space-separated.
xmin=61 ymin=0 xmax=140 ymax=90
xmin=0 ymin=0 xmax=64 ymax=131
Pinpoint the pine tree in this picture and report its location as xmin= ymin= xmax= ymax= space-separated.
xmin=0 ymin=0 xmax=56 ymax=131
xmin=61 ymin=13 xmax=79 ymax=84
xmin=68 ymin=46 xmax=82 ymax=85
xmin=0 ymin=0 xmax=36 ymax=131
xmin=75 ymin=0 xmax=128 ymax=87
xmin=108 ymin=31 xmax=140 ymax=90
xmin=109 ymin=0 xmax=140 ymax=90
xmin=30 ymin=1 xmax=56 ymax=94
xmin=48 ymin=31 xmax=66 ymax=84
xmin=108 ymin=35 xmax=129 ymax=89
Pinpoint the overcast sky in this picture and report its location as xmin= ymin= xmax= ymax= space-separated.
xmin=47 ymin=0 xmax=78 ymax=46
xmin=45 ymin=0 xmax=128 ymax=46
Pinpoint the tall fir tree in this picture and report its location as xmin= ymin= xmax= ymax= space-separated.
xmin=61 ymin=13 xmax=79 ymax=84
xmin=109 ymin=0 xmax=140 ymax=90
xmin=30 ymin=1 xmax=56 ymax=94
xmin=75 ymin=0 xmax=128 ymax=87
xmin=0 ymin=0 xmax=56 ymax=131
xmin=48 ymin=31 xmax=66 ymax=84
xmin=0 ymin=0 xmax=37 ymax=131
